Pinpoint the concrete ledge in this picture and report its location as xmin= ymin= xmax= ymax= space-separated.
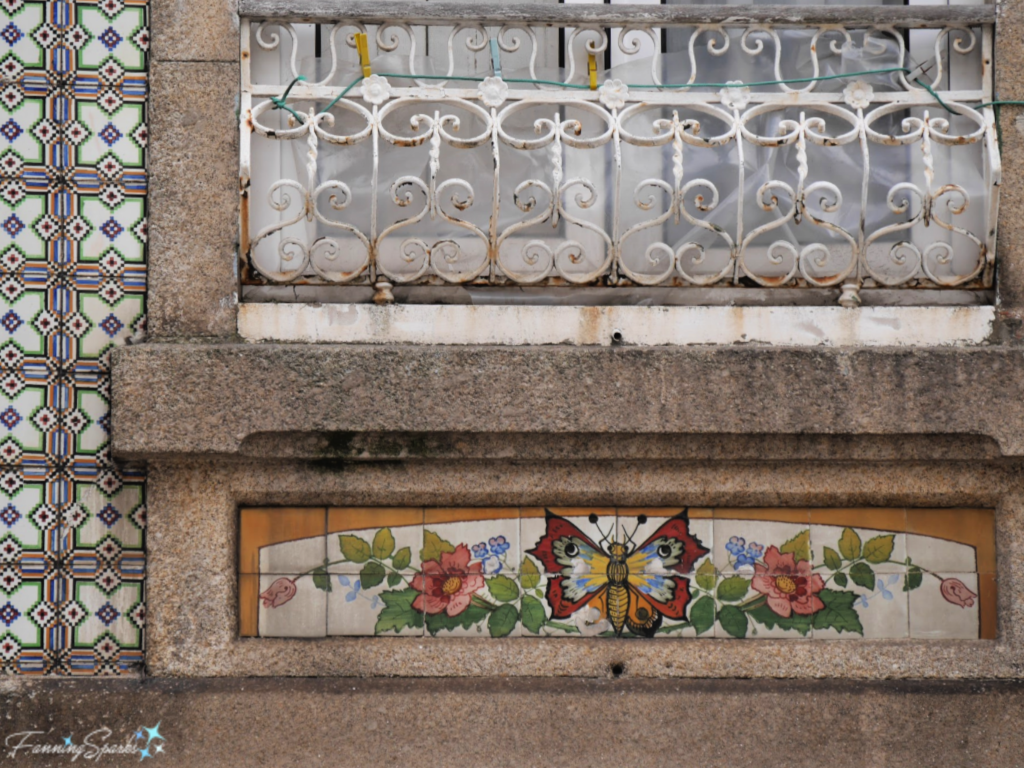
xmin=112 ymin=343 xmax=1024 ymax=458
xmin=3 ymin=677 xmax=1024 ymax=767
xmin=239 ymin=303 xmax=997 ymax=347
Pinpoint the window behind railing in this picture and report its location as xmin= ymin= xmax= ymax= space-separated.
xmin=239 ymin=0 xmax=998 ymax=307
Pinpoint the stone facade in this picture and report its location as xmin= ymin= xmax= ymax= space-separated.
xmin=4 ymin=0 xmax=1024 ymax=762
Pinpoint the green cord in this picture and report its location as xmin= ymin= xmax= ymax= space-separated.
xmin=376 ymin=66 xmax=911 ymax=92
xmin=271 ymin=64 xmax=1020 ymax=127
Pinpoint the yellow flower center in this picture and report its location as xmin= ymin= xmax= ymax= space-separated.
xmin=775 ymin=575 xmax=797 ymax=595
xmin=441 ymin=576 xmax=463 ymax=596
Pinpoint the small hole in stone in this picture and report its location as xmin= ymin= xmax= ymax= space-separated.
xmin=610 ymin=662 xmax=626 ymax=677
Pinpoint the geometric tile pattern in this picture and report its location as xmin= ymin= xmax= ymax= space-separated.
xmin=0 ymin=0 xmax=146 ymax=675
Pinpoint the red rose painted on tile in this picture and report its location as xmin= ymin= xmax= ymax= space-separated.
xmin=940 ymin=578 xmax=978 ymax=608
xmin=412 ymin=544 xmax=484 ymax=617
xmin=260 ymin=577 xmax=297 ymax=608
xmin=752 ymin=545 xmax=825 ymax=618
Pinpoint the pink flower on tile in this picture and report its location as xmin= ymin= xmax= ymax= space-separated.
xmin=752 ymin=546 xmax=825 ymax=618
xmin=259 ymin=577 xmax=297 ymax=609
xmin=412 ymin=544 xmax=485 ymax=617
xmin=940 ymin=577 xmax=978 ymax=608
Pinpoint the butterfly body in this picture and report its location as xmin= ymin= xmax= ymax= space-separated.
xmin=527 ymin=510 xmax=709 ymax=637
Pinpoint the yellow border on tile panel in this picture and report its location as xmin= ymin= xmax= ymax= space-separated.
xmin=239 ymin=507 xmax=995 ymax=639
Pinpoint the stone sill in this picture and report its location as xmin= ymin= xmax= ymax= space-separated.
xmin=111 ymin=342 xmax=1024 ymax=459
xmin=239 ymin=304 xmax=996 ymax=347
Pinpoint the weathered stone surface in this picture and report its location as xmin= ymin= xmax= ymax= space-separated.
xmin=144 ymin=459 xmax=1021 ymax=678
xmin=2 ymin=677 xmax=1023 ymax=767
xmin=148 ymin=62 xmax=240 ymax=338
xmin=151 ymin=0 xmax=240 ymax=63
xmin=112 ymin=344 xmax=1024 ymax=458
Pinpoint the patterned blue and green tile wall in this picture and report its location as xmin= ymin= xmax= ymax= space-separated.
xmin=0 ymin=0 xmax=147 ymax=675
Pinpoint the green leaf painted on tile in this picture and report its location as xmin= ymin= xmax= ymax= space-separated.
xmin=823 ymin=546 xmax=843 ymax=571
xmin=849 ymin=562 xmax=875 ymax=590
xmin=838 ymin=528 xmax=862 ymax=561
xmin=904 ymin=565 xmax=923 ymax=592
xmin=392 ymin=547 xmax=412 ymax=571
xmin=387 ymin=572 xmax=403 ymax=588
xmin=695 ymin=558 xmax=717 ymax=592
xmin=689 ymin=596 xmax=715 ymax=636
xmin=521 ymin=595 xmax=546 ymax=634
xmin=779 ymin=529 xmax=811 ymax=563
xmin=862 ymin=535 xmax=895 ymax=564
xmin=425 ymin=605 xmax=488 ymax=635
xmin=488 ymin=575 xmax=519 ymax=602
xmin=488 ymin=604 xmax=519 ymax=638
xmin=812 ymin=589 xmax=864 ymax=635
xmin=421 ymin=530 xmax=456 ymax=564
xmin=833 ymin=572 xmax=848 ymax=588
xmin=521 ymin=557 xmax=541 ymax=590
xmin=360 ymin=561 xmax=386 ymax=589
xmin=717 ymin=576 xmax=750 ymax=602
xmin=375 ymin=589 xmax=423 ymax=634
xmin=311 ymin=567 xmax=332 ymax=592
xmin=372 ymin=528 xmax=396 ymax=560
xmin=718 ymin=605 xmax=748 ymax=638
xmin=747 ymin=604 xmax=812 ymax=636
xmin=338 ymin=535 xmax=372 ymax=564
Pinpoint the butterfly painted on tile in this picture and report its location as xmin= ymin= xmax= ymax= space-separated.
xmin=527 ymin=509 xmax=709 ymax=637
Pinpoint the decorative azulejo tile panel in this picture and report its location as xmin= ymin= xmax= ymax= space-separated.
xmin=0 ymin=0 xmax=147 ymax=676
xmin=240 ymin=508 xmax=996 ymax=641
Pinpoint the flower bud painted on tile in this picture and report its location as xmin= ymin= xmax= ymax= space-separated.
xmin=940 ymin=578 xmax=977 ymax=608
xmin=260 ymin=577 xmax=297 ymax=608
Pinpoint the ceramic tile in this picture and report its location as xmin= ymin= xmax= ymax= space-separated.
xmin=422 ymin=571 xmax=520 ymax=639
xmin=424 ymin=507 xmax=519 ymax=576
xmin=257 ymin=573 xmax=327 ymax=638
xmin=239 ymin=507 xmax=326 ymax=575
xmin=1 ymin=2 xmax=50 ymax=73
xmin=616 ymin=508 xmax=712 ymax=576
xmin=258 ymin=536 xmax=325 ymax=577
xmin=519 ymin=572 xmax=607 ymax=638
xmin=906 ymin=509 xmax=995 ymax=573
xmin=0 ymin=468 xmax=63 ymax=558
xmin=814 ymin=572 xmax=909 ymax=640
xmin=0 ymin=579 xmax=44 ymax=660
xmin=521 ymin=507 xmax=616 ymax=575
xmin=68 ymin=578 xmax=143 ymax=671
xmin=909 ymin=572 xmax=980 ymax=639
xmin=72 ymin=3 xmax=149 ymax=74
xmin=63 ymin=373 xmax=111 ymax=471
xmin=905 ymin=534 xmax=978 ymax=574
xmin=327 ymin=571 xmax=423 ymax=637
xmin=712 ymin=511 xmax=810 ymax=577
xmin=811 ymin=524 xmax=908 ymax=575
xmin=712 ymin=574 xmax=814 ymax=639
xmin=327 ymin=507 xmax=423 ymax=574
xmin=1 ymin=0 xmax=149 ymax=676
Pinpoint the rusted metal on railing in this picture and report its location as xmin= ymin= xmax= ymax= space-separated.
xmin=238 ymin=1 xmax=1000 ymax=304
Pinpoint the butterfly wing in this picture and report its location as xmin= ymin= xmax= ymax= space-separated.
xmin=526 ymin=510 xmax=611 ymax=619
xmin=624 ymin=510 xmax=710 ymax=630
xmin=626 ymin=509 xmax=709 ymax=576
xmin=627 ymin=573 xmax=691 ymax=621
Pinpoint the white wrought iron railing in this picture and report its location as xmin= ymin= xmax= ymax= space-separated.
xmin=239 ymin=1 xmax=999 ymax=306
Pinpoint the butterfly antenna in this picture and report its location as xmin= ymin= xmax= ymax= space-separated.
xmin=591 ymin=514 xmax=613 ymax=546
xmin=623 ymin=514 xmax=647 ymax=549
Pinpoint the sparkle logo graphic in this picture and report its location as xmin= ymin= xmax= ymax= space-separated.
xmin=4 ymin=722 xmax=167 ymax=761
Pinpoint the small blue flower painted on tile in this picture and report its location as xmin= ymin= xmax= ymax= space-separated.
xmin=488 ymin=536 xmax=510 ymax=556
xmin=725 ymin=536 xmax=746 ymax=556
xmin=471 ymin=542 xmax=488 ymax=558
xmin=481 ymin=555 xmax=502 ymax=574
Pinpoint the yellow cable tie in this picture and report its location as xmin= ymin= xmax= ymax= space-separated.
xmin=356 ymin=32 xmax=371 ymax=78
xmin=588 ymin=53 xmax=597 ymax=90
